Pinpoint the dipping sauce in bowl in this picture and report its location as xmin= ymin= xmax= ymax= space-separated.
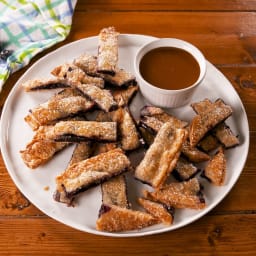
xmin=134 ymin=38 xmax=206 ymax=108
xmin=139 ymin=47 xmax=200 ymax=90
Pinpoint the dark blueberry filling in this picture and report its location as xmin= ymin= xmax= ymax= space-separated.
xmin=98 ymin=204 xmax=111 ymax=217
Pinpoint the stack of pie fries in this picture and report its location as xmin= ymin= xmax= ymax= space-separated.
xmin=20 ymin=27 xmax=239 ymax=233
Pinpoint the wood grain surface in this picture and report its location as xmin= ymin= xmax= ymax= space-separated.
xmin=0 ymin=1 xmax=256 ymax=255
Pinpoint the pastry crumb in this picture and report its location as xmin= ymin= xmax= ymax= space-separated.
xmin=44 ymin=186 xmax=50 ymax=191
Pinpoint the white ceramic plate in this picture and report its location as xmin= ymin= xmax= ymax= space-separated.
xmin=0 ymin=34 xmax=249 ymax=237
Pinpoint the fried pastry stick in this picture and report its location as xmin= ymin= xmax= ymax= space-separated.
xmin=144 ymin=178 xmax=206 ymax=210
xmin=44 ymin=120 xmax=117 ymax=142
xmin=103 ymin=69 xmax=136 ymax=87
xmin=212 ymin=122 xmax=239 ymax=148
xmin=198 ymin=134 xmax=220 ymax=152
xmin=191 ymin=98 xmax=238 ymax=148
xmin=97 ymin=26 xmax=119 ymax=75
xmin=74 ymin=53 xmax=136 ymax=87
xmin=139 ymin=106 xmax=188 ymax=133
xmin=74 ymin=83 xmax=117 ymax=112
xmin=51 ymin=63 xmax=104 ymax=88
xmin=111 ymin=84 xmax=139 ymax=107
xmin=20 ymin=125 xmax=69 ymax=169
xmin=25 ymin=88 xmax=79 ymax=129
xmin=73 ymin=53 xmax=98 ymax=76
xmin=135 ymin=122 xmax=187 ymax=188
xmin=55 ymin=148 xmax=131 ymax=198
xmin=96 ymin=108 xmax=141 ymax=151
xmin=138 ymin=107 xmax=210 ymax=163
xmin=54 ymin=142 xmax=93 ymax=205
xmin=90 ymin=142 xmax=130 ymax=209
xmin=101 ymin=175 xmax=130 ymax=209
xmin=96 ymin=204 xmax=158 ymax=232
xmin=181 ymin=140 xmax=210 ymax=163
xmin=25 ymin=95 xmax=94 ymax=131
xmin=189 ymin=99 xmax=233 ymax=147
xmin=172 ymin=156 xmax=199 ymax=181
xmin=201 ymin=147 xmax=226 ymax=186
xmin=138 ymin=198 xmax=174 ymax=225
xmin=21 ymin=77 xmax=70 ymax=91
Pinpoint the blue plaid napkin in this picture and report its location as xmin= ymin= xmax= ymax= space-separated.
xmin=0 ymin=0 xmax=77 ymax=92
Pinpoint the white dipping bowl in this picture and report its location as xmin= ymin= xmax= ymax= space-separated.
xmin=134 ymin=38 xmax=207 ymax=108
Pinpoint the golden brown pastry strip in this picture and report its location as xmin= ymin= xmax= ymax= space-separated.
xmin=135 ymin=122 xmax=187 ymax=188
xmin=21 ymin=77 xmax=70 ymax=91
xmin=73 ymin=53 xmax=99 ymax=76
xmin=139 ymin=106 xmax=188 ymax=133
xmin=198 ymin=134 xmax=220 ymax=152
xmin=191 ymin=98 xmax=238 ymax=148
xmin=144 ymin=178 xmax=206 ymax=210
xmin=181 ymin=140 xmax=210 ymax=163
xmin=25 ymin=96 xmax=94 ymax=131
xmin=51 ymin=63 xmax=86 ymax=83
xmin=44 ymin=120 xmax=117 ymax=142
xmin=20 ymin=125 xmax=69 ymax=169
xmin=54 ymin=142 xmax=93 ymax=205
xmin=201 ymin=147 xmax=226 ymax=186
xmin=96 ymin=108 xmax=141 ymax=151
xmin=138 ymin=198 xmax=174 ymax=225
xmin=97 ymin=27 xmax=119 ymax=75
xmin=75 ymin=83 xmax=117 ymax=112
xmin=189 ymin=99 xmax=233 ymax=147
xmin=101 ymin=175 xmax=130 ymax=208
xmin=52 ymin=63 xmax=105 ymax=88
xmin=96 ymin=204 xmax=157 ymax=232
xmin=172 ymin=156 xmax=199 ymax=181
xmin=213 ymin=123 xmax=239 ymax=148
xmin=111 ymin=84 xmax=139 ymax=107
xmin=103 ymin=69 xmax=136 ymax=87
xmin=55 ymin=148 xmax=131 ymax=197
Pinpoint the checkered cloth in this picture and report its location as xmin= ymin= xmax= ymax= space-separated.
xmin=0 ymin=0 xmax=77 ymax=92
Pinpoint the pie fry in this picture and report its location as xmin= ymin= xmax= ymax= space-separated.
xmin=135 ymin=122 xmax=187 ymax=188
xmin=103 ymin=69 xmax=136 ymax=87
xmin=21 ymin=78 xmax=70 ymax=91
xmin=189 ymin=99 xmax=233 ymax=147
xmin=97 ymin=26 xmax=119 ymax=75
xmin=51 ymin=63 xmax=86 ymax=83
xmin=191 ymin=98 xmax=238 ymax=148
xmin=198 ymin=134 xmax=220 ymax=152
xmin=73 ymin=53 xmax=99 ymax=76
xmin=181 ymin=140 xmax=210 ymax=163
xmin=101 ymin=175 xmax=130 ymax=208
xmin=172 ymin=156 xmax=199 ymax=181
xmin=112 ymin=84 xmax=139 ymax=107
xmin=55 ymin=148 xmax=131 ymax=197
xmin=20 ymin=125 xmax=69 ymax=169
xmin=139 ymin=106 xmax=188 ymax=134
xmin=111 ymin=107 xmax=141 ymax=151
xmin=144 ymin=178 xmax=206 ymax=209
xmin=44 ymin=120 xmax=117 ymax=142
xmin=213 ymin=123 xmax=239 ymax=148
xmin=25 ymin=96 xmax=94 ymax=130
xmin=96 ymin=108 xmax=141 ymax=151
xmin=201 ymin=147 xmax=226 ymax=186
xmin=75 ymin=83 xmax=117 ymax=112
xmin=96 ymin=204 xmax=158 ymax=232
xmin=138 ymin=198 xmax=174 ymax=225
xmin=54 ymin=142 xmax=93 ymax=205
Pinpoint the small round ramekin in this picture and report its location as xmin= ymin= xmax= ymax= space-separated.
xmin=134 ymin=38 xmax=207 ymax=108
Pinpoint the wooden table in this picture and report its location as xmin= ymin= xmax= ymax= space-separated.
xmin=1 ymin=1 xmax=256 ymax=255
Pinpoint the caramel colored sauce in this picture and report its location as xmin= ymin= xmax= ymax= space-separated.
xmin=139 ymin=47 xmax=200 ymax=90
